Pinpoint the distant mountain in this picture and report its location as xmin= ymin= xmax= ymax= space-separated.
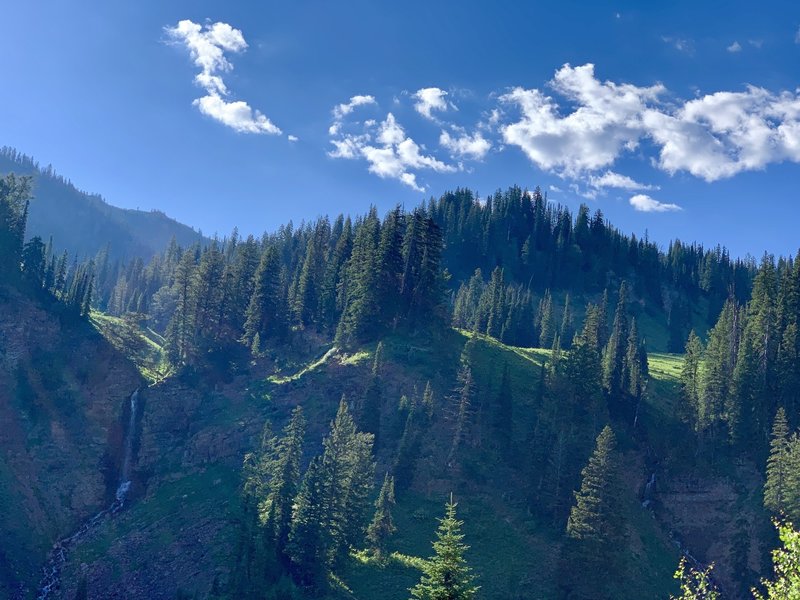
xmin=0 ymin=147 xmax=205 ymax=260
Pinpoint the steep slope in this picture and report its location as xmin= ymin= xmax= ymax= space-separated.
xmin=0 ymin=148 xmax=204 ymax=261
xmin=49 ymin=330 xmax=705 ymax=600
xmin=0 ymin=285 xmax=142 ymax=598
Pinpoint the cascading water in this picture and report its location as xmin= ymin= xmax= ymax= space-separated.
xmin=35 ymin=388 xmax=140 ymax=600
xmin=115 ymin=388 xmax=139 ymax=502
xmin=642 ymin=472 xmax=656 ymax=507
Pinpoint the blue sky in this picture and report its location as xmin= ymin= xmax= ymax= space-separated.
xmin=2 ymin=0 xmax=800 ymax=258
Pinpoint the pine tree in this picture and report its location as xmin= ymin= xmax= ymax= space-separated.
xmin=448 ymin=366 xmax=475 ymax=466
xmin=367 ymin=473 xmax=396 ymax=559
xmin=287 ymin=456 xmax=328 ymax=588
xmin=244 ymin=245 xmax=285 ymax=343
xmin=320 ymin=399 xmax=376 ymax=565
xmin=728 ymin=328 xmax=758 ymax=450
xmin=0 ymin=174 xmax=31 ymax=280
xmin=602 ymin=282 xmax=630 ymax=413
xmin=337 ymin=208 xmax=381 ymax=345
xmin=764 ymin=408 xmax=790 ymax=516
xmin=261 ymin=407 xmax=306 ymax=557
xmin=493 ymin=363 xmax=513 ymax=456
xmin=409 ymin=497 xmax=479 ymax=600
xmin=560 ymin=293 xmax=575 ymax=347
xmin=700 ymin=299 xmax=739 ymax=452
xmin=678 ymin=331 xmax=703 ymax=431
xmin=560 ymin=425 xmax=625 ymax=600
xmin=538 ymin=289 xmax=555 ymax=348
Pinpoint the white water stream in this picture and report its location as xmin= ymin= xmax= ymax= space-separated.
xmin=35 ymin=389 xmax=139 ymax=599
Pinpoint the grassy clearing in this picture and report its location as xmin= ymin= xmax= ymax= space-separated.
xmin=338 ymin=491 xmax=557 ymax=599
xmin=267 ymin=345 xmax=336 ymax=384
xmin=90 ymin=311 xmax=171 ymax=383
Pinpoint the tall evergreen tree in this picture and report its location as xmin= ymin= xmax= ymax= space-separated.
xmin=244 ymin=245 xmax=285 ymax=344
xmin=493 ymin=363 xmax=513 ymax=456
xmin=261 ymin=407 xmax=306 ymax=557
xmin=678 ymin=331 xmax=703 ymax=431
xmin=560 ymin=426 xmax=625 ymax=600
xmin=602 ymin=281 xmax=630 ymax=413
xmin=764 ymin=408 xmax=790 ymax=516
xmin=287 ymin=456 xmax=328 ymax=588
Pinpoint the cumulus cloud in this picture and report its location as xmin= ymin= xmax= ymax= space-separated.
xmin=500 ymin=64 xmax=664 ymax=176
xmin=166 ymin=19 xmax=281 ymax=135
xmin=439 ymin=127 xmax=491 ymax=160
xmin=329 ymin=112 xmax=455 ymax=191
xmin=497 ymin=63 xmax=800 ymax=190
xmin=287 ymin=135 xmax=298 ymax=142
xmin=413 ymin=87 xmax=452 ymax=120
xmin=629 ymin=194 xmax=682 ymax=212
xmin=644 ymin=86 xmax=800 ymax=181
xmin=727 ymin=41 xmax=742 ymax=53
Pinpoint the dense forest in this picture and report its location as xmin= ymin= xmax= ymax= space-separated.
xmin=5 ymin=166 xmax=800 ymax=600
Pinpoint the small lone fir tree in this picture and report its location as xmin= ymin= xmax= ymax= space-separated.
xmin=410 ymin=495 xmax=479 ymax=600
xmin=367 ymin=473 xmax=397 ymax=559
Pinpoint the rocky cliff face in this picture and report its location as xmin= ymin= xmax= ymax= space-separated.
xmin=0 ymin=286 xmax=142 ymax=597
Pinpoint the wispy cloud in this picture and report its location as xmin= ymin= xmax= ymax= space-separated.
xmin=629 ymin=194 xmax=682 ymax=212
xmin=795 ymin=26 xmax=800 ymax=44
xmin=166 ymin=20 xmax=281 ymax=135
xmin=588 ymin=171 xmax=658 ymax=191
xmin=727 ymin=41 xmax=742 ymax=53
xmin=661 ymin=35 xmax=694 ymax=54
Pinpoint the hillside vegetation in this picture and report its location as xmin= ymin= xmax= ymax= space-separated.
xmin=2 ymin=169 xmax=800 ymax=599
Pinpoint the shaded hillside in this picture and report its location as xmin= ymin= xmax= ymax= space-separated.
xmin=0 ymin=147 xmax=204 ymax=261
xmin=52 ymin=330 xmax=692 ymax=600
xmin=0 ymin=285 xmax=142 ymax=598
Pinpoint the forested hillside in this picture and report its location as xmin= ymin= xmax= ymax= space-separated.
xmin=4 ymin=169 xmax=800 ymax=600
xmin=0 ymin=148 xmax=205 ymax=262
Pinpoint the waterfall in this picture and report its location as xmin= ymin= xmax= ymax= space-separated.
xmin=36 ymin=389 xmax=140 ymax=599
xmin=641 ymin=472 xmax=656 ymax=508
xmin=115 ymin=388 xmax=139 ymax=502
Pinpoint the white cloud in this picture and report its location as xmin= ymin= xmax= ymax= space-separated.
xmin=193 ymin=95 xmax=281 ymax=134
xmin=500 ymin=64 xmax=664 ymax=176
xmin=166 ymin=19 xmax=281 ymax=135
xmin=413 ymin=88 xmax=452 ymax=120
xmin=549 ymin=185 xmax=563 ymax=193
xmin=333 ymin=95 xmax=377 ymax=120
xmin=795 ymin=26 xmax=800 ymax=44
xmin=629 ymin=194 xmax=682 ymax=212
xmin=643 ymin=86 xmax=800 ymax=181
xmin=439 ymin=128 xmax=491 ymax=160
xmin=727 ymin=41 xmax=742 ymax=53
xmin=496 ymin=63 xmax=800 ymax=185
xmin=329 ymin=112 xmax=455 ymax=191
xmin=588 ymin=171 xmax=658 ymax=191
xmin=287 ymin=135 xmax=298 ymax=142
